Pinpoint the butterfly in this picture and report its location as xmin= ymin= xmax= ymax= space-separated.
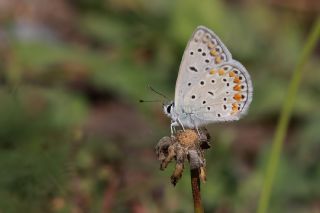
xmin=163 ymin=26 xmax=253 ymax=134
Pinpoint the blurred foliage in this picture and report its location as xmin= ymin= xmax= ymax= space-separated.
xmin=258 ymin=18 xmax=320 ymax=213
xmin=0 ymin=0 xmax=319 ymax=212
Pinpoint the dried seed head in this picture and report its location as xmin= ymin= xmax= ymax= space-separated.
xmin=155 ymin=136 xmax=173 ymax=161
xmin=176 ymin=129 xmax=199 ymax=148
xmin=155 ymin=128 xmax=211 ymax=185
xmin=171 ymin=164 xmax=184 ymax=186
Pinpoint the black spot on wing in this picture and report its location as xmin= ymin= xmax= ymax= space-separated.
xmin=189 ymin=66 xmax=198 ymax=72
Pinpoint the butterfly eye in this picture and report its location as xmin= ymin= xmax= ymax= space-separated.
xmin=166 ymin=105 xmax=172 ymax=114
xmin=200 ymin=81 xmax=205 ymax=85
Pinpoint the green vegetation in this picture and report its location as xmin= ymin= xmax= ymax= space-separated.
xmin=258 ymin=17 xmax=320 ymax=213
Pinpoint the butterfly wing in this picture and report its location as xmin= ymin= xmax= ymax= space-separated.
xmin=174 ymin=26 xmax=232 ymax=108
xmin=174 ymin=26 xmax=252 ymax=125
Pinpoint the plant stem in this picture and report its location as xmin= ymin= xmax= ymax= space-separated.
xmin=257 ymin=17 xmax=320 ymax=213
xmin=191 ymin=168 xmax=204 ymax=213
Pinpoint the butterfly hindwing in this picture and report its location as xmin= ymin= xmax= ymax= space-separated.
xmin=183 ymin=61 xmax=252 ymax=122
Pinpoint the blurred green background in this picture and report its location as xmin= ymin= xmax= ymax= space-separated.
xmin=0 ymin=0 xmax=319 ymax=212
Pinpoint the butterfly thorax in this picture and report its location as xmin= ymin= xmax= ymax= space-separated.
xmin=164 ymin=102 xmax=200 ymax=128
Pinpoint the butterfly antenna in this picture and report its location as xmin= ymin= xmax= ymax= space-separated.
xmin=139 ymin=99 xmax=162 ymax=103
xmin=148 ymin=85 xmax=169 ymax=100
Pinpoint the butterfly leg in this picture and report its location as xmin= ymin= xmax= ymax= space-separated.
xmin=171 ymin=121 xmax=178 ymax=135
xmin=195 ymin=125 xmax=201 ymax=136
xmin=177 ymin=118 xmax=185 ymax=131
xmin=191 ymin=119 xmax=201 ymax=137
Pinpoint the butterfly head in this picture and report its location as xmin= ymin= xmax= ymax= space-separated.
xmin=163 ymin=101 xmax=174 ymax=117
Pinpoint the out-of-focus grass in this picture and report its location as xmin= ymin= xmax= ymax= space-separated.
xmin=258 ymin=17 xmax=320 ymax=213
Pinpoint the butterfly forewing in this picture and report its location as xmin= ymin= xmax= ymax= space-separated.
xmin=174 ymin=26 xmax=232 ymax=108
xmin=174 ymin=26 xmax=252 ymax=124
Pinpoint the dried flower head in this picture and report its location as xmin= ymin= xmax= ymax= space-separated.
xmin=155 ymin=128 xmax=211 ymax=185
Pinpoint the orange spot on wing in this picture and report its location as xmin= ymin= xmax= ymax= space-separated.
xmin=229 ymin=71 xmax=235 ymax=77
xmin=232 ymin=103 xmax=239 ymax=113
xmin=218 ymin=69 xmax=225 ymax=76
xmin=233 ymin=84 xmax=241 ymax=91
xmin=210 ymin=49 xmax=218 ymax=56
xmin=209 ymin=69 xmax=216 ymax=75
xmin=215 ymin=56 xmax=222 ymax=64
xmin=232 ymin=106 xmax=238 ymax=112
xmin=233 ymin=93 xmax=242 ymax=101
xmin=233 ymin=76 xmax=240 ymax=83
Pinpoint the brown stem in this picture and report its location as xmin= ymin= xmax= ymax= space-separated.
xmin=190 ymin=168 xmax=204 ymax=213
